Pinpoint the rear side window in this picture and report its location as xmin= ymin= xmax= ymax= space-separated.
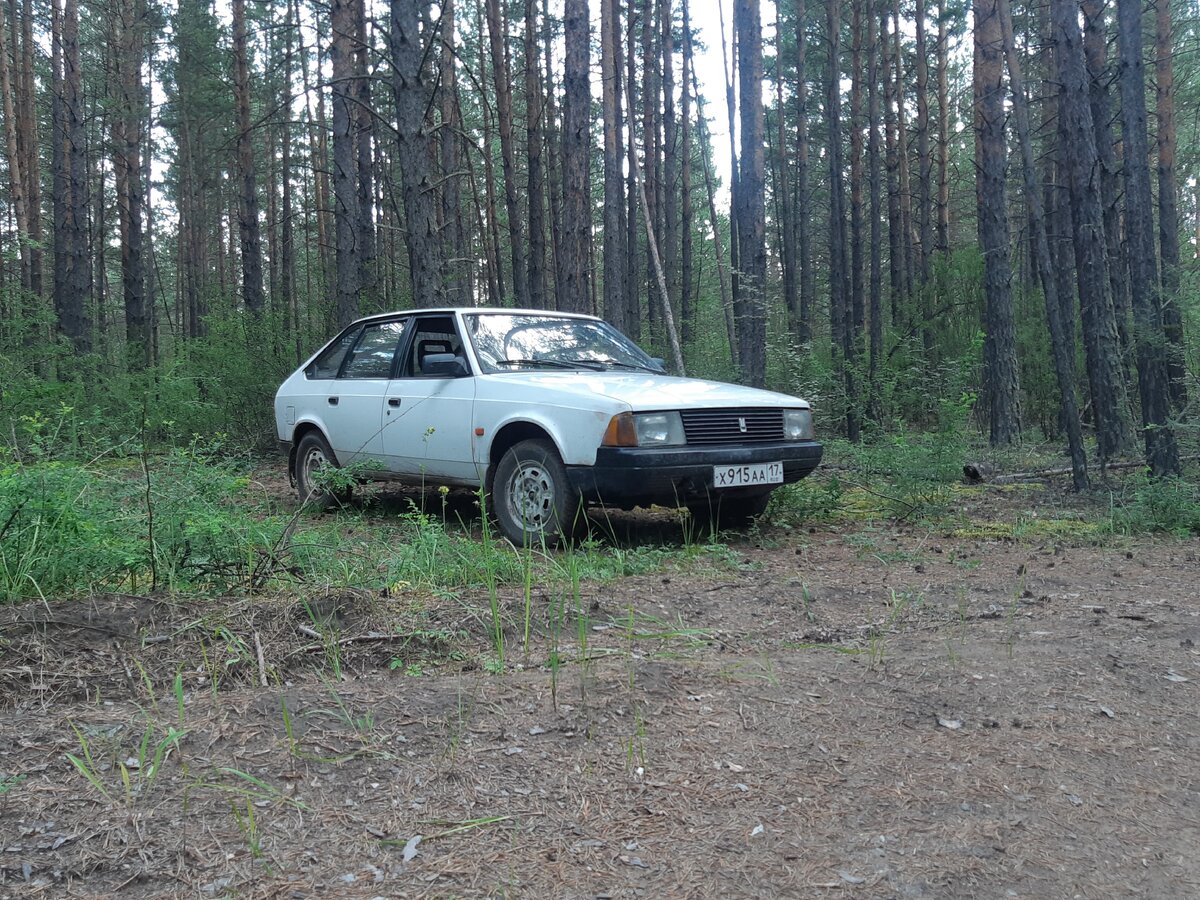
xmin=341 ymin=320 xmax=409 ymax=379
xmin=306 ymin=327 xmax=361 ymax=379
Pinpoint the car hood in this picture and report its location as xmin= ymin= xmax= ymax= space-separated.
xmin=482 ymin=372 xmax=810 ymax=411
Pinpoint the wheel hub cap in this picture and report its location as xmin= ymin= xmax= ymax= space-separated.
xmin=508 ymin=462 xmax=554 ymax=527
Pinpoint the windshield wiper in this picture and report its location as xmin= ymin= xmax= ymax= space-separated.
xmin=595 ymin=360 xmax=664 ymax=374
xmin=493 ymin=358 xmax=604 ymax=371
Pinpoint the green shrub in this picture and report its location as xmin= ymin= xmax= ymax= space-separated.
xmin=1108 ymin=475 xmax=1200 ymax=537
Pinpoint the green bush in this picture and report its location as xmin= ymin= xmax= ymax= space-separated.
xmin=0 ymin=450 xmax=273 ymax=600
xmin=1108 ymin=475 xmax=1200 ymax=537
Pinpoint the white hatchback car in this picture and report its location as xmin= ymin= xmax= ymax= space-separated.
xmin=275 ymin=309 xmax=822 ymax=544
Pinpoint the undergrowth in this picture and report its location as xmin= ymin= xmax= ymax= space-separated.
xmin=0 ymin=451 xmax=737 ymax=604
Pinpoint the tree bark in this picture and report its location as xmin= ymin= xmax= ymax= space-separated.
xmin=63 ymin=0 xmax=89 ymax=350
xmin=112 ymin=0 xmax=148 ymax=369
xmin=331 ymin=0 xmax=361 ymax=324
xmin=867 ymin=0 xmax=883 ymax=422
xmin=1052 ymin=0 xmax=1136 ymax=464
xmin=795 ymin=0 xmax=813 ymax=344
xmin=1116 ymin=0 xmax=1181 ymax=475
xmin=525 ymin=0 xmax=547 ymax=310
xmin=558 ymin=0 xmax=591 ymax=313
xmin=997 ymin=0 xmax=1088 ymax=488
xmin=935 ymin=0 xmax=950 ymax=254
xmin=390 ymin=0 xmax=445 ymax=305
xmin=680 ymin=0 xmax=694 ymax=344
xmin=974 ymin=0 xmax=1020 ymax=445
xmin=233 ymin=0 xmax=266 ymax=315
xmin=486 ymin=0 xmax=529 ymax=308
xmin=1153 ymin=0 xmax=1186 ymax=411
xmin=827 ymin=0 xmax=851 ymax=428
xmin=735 ymin=0 xmax=767 ymax=388
xmin=354 ymin=0 xmax=376 ymax=308
xmin=1080 ymin=0 xmax=1130 ymax=355
xmin=601 ymin=0 xmax=627 ymax=332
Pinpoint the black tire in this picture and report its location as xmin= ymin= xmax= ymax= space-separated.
xmin=294 ymin=431 xmax=351 ymax=509
xmin=492 ymin=439 xmax=579 ymax=547
xmin=688 ymin=491 xmax=772 ymax=532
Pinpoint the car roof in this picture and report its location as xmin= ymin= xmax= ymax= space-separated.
xmin=349 ymin=308 xmax=602 ymax=327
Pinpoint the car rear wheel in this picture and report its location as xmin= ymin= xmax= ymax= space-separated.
xmin=295 ymin=432 xmax=351 ymax=509
xmin=687 ymin=491 xmax=772 ymax=531
xmin=492 ymin=439 xmax=579 ymax=547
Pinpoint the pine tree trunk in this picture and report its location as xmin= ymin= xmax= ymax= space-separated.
xmin=975 ymin=0 xmax=1020 ymax=445
xmin=1052 ymin=0 xmax=1136 ymax=463
xmin=1116 ymin=0 xmax=1181 ymax=475
xmin=775 ymin=70 xmax=797 ymax=343
xmin=601 ymin=0 xmax=627 ymax=331
xmin=0 ymin=1 xmax=31 ymax=294
xmin=63 ymin=0 xmax=89 ymax=350
xmin=735 ymin=0 xmax=766 ymax=388
xmin=390 ymin=0 xmax=445 ymax=305
xmin=892 ymin=0 xmax=914 ymax=299
xmin=661 ymin=0 xmax=679 ymax=321
xmin=625 ymin=3 xmax=641 ymax=337
xmin=867 ymin=0 xmax=883 ymax=422
xmin=914 ymin=0 xmax=932 ymax=286
xmin=795 ymin=0 xmax=812 ymax=344
xmin=233 ymin=0 xmax=266 ymax=315
xmin=1153 ymin=0 xmax=1186 ymax=411
xmin=558 ymin=0 xmax=591 ymax=313
xmin=354 ymin=0 xmax=376 ymax=309
xmin=486 ymin=0 xmax=529 ymax=308
xmin=440 ymin=0 xmax=469 ymax=304
xmin=935 ymin=0 xmax=950 ymax=254
xmin=18 ymin=0 xmax=39 ymax=299
xmin=642 ymin=0 xmax=660 ymax=333
xmin=881 ymin=5 xmax=901 ymax=324
xmin=827 ymin=0 xmax=850 ymax=422
xmin=52 ymin=0 xmax=68 ymax=341
xmin=525 ymin=0 xmax=547 ymax=310
xmin=112 ymin=0 xmax=147 ymax=370
xmin=848 ymin=0 xmax=865 ymax=435
xmin=680 ymin=0 xmax=694 ymax=344
xmin=1080 ymin=0 xmax=1130 ymax=355
xmin=998 ymin=0 xmax=1088 ymax=488
xmin=330 ymin=0 xmax=360 ymax=323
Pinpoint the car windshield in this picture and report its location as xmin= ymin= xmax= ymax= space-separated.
xmin=464 ymin=313 xmax=664 ymax=374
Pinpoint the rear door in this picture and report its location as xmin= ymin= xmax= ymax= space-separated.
xmin=324 ymin=318 xmax=410 ymax=468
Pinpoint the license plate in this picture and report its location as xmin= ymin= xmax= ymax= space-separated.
xmin=712 ymin=462 xmax=783 ymax=489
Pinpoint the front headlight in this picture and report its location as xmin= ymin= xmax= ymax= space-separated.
xmin=784 ymin=408 xmax=814 ymax=440
xmin=634 ymin=411 xmax=686 ymax=446
xmin=601 ymin=411 xmax=686 ymax=447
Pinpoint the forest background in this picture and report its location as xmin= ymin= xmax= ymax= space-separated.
xmin=1 ymin=0 xmax=1198 ymax=493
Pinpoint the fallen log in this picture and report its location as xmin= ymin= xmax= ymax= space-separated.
xmin=963 ymin=455 xmax=1200 ymax=484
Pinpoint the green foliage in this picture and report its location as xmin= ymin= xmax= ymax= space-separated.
xmin=0 ymin=447 xmax=269 ymax=600
xmin=1107 ymin=475 xmax=1200 ymax=537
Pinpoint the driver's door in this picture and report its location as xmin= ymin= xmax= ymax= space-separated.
xmin=382 ymin=315 xmax=478 ymax=483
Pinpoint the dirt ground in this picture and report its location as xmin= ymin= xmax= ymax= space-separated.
xmin=1 ymin=483 xmax=1199 ymax=898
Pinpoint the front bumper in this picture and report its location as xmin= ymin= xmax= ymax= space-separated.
xmin=566 ymin=440 xmax=823 ymax=508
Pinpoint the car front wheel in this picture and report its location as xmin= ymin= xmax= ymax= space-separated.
xmin=492 ymin=439 xmax=578 ymax=547
xmin=295 ymin=431 xmax=351 ymax=509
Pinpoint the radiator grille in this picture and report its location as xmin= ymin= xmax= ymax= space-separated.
xmin=680 ymin=408 xmax=784 ymax=446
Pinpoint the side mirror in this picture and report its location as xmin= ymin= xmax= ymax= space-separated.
xmin=650 ymin=357 xmax=667 ymax=372
xmin=421 ymin=352 xmax=470 ymax=378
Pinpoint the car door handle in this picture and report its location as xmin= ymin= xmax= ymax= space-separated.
xmin=328 ymin=396 xmax=339 ymax=406
xmin=387 ymin=398 xmax=401 ymax=407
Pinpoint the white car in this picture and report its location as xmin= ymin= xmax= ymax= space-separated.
xmin=274 ymin=309 xmax=823 ymax=545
